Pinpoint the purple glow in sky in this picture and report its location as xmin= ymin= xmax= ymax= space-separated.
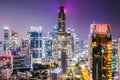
xmin=0 ymin=0 xmax=120 ymax=40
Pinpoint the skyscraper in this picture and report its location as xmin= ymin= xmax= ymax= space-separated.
xmin=118 ymin=36 xmax=120 ymax=80
xmin=89 ymin=23 xmax=112 ymax=80
xmin=9 ymin=30 xmax=19 ymax=55
xmin=112 ymin=40 xmax=118 ymax=77
xmin=21 ymin=39 xmax=29 ymax=54
xmin=3 ymin=27 xmax=9 ymax=55
xmin=28 ymin=27 xmax=43 ymax=63
xmin=58 ymin=6 xmax=65 ymax=33
xmin=57 ymin=6 xmax=72 ymax=74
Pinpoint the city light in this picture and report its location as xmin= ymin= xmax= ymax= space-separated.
xmin=0 ymin=1 xmax=119 ymax=80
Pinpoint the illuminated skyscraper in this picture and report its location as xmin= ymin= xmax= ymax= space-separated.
xmin=3 ymin=27 xmax=9 ymax=55
xmin=43 ymin=33 xmax=53 ymax=57
xmin=89 ymin=23 xmax=112 ymax=80
xmin=58 ymin=6 xmax=65 ymax=33
xmin=52 ymin=26 xmax=59 ymax=58
xmin=57 ymin=6 xmax=72 ymax=74
xmin=28 ymin=27 xmax=43 ymax=59
xmin=9 ymin=30 xmax=19 ymax=55
xmin=21 ymin=39 xmax=29 ymax=54
xmin=118 ymin=36 xmax=120 ymax=80
xmin=112 ymin=40 xmax=118 ymax=77
xmin=66 ymin=28 xmax=80 ymax=57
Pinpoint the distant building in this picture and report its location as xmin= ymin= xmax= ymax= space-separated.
xmin=112 ymin=40 xmax=118 ymax=76
xmin=0 ymin=41 xmax=4 ymax=56
xmin=13 ymin=54 xmax=31 ymax=71
xmin=66 ymin=28 xmax=80 ymax=57
xmin=20 ymin=39 xmax=29 ymax=54
xmin=51 ymin=67 xmax=62 ymax=80
xmin=28 ymin=27 xmax=43 ymax=59
xmin=9 ymin=30 xmax=19 ymax=55
xmin=118 ymin=36 xmax=120 ymax=80
xmin=0 ymin=55 xmax=13 ymax=79
xmin=61 ymin=50 xmax=67 ymax=74
xmin=3 ymin=27 xmax=9 ymax=55
xmin=43 ymin=35 xmax=53 ymax=57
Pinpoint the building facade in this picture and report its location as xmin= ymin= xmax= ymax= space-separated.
xmin=28 ymin=27 xmax=43 ymax=59
xmin=118 ymin=37 xmax=120 ymax=80
xmin=89 ymin=23 xmax=112 ymax=80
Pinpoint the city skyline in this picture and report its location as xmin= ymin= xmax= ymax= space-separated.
xmin=0 ymin=0 xmax=120 ymax=40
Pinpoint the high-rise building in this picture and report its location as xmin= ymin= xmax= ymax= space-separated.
xmin=52 ymin=26 xmax=59 ymax=58
xmin=112 ymin=40 xmax=118 ymax=77
xmin=21 ymin=39 xmax=29 ymax=54
xmin=9 ymin=30 xmax=19 ymax=55
xmin=3 ymin=27 xmax=9 ymax=55
xmin=43 ymin=34 xmax=53 ymax=57
xmin=0 ymin=41 xmax=4 ymax=56
xmin=58 ymin=6 xmax=65 ymax=33
xmin=118 ymin=36 xmax=120 ymax=80
xmin=13 ymin=54 xmax=32 ymax=71
xmin=51 ymin=67 xmax=62 ymax=80
xmin=57 ymin=6 xmax=72 ymax=74
xmin=66 ymin=28 xmax=80 ymax=57
xmin=89 ymin=23 xmax=112 ymax=80
xmin=61 ymin=49 xmax=67 ymax=73
xmin=28 ymin=27 xmax=43 ymax=63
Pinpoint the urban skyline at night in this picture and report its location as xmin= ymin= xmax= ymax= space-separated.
xmin=0 ymin=0 xmax=120 ymax=40
xmin=0 ymin=0 xmax=120 ymax=80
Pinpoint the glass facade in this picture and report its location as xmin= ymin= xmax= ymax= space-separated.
xmin=29 ymin=31 xmax=42 ymax=58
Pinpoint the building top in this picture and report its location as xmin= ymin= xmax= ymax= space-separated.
xmin=51 ymin=67 xmax=62 ymax=74
xmin=30 ymin=26 xmax=42 ymax=32
xmin=90 ymin=23 xmax=111 ymax=35
xmin=4 ymin=26 xmax=9 ymax=30
xmin=11 ymin=30 xmax=18 ymax=35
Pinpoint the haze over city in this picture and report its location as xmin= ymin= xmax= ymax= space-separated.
xmin=0 ymin=0 xmax=120 ymax=40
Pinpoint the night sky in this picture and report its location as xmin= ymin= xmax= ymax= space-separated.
xmin=0 ymin=0 xmax=120 ymax=40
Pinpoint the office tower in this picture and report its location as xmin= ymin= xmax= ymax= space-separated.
xmin=57 ymin=6 xmax=72 ymax=74
xmin=74 ymin=34 xmax=80 ymax=55
xmin=13 ymin=54 xmax=31 ymax=71
xmin=112 ymin=40 xmax=118 ymax=77
xmin=52 ymin=26 xmax=59 ymax=58
xmin=118 ymin=36 xmax=120 ymax=80
xmin=3 ymin=27 xmax=9 ymax=55
xmin=28 ymin=27 xmax=43 ymax=63
xmin=43 ymin=33 xmax=53 ymax=57
xmin=89 ymin=23 xmax=112 ymax=80
xmin=9 ymin=30 xmax=19 ymax=55
xmin=21 ymin=39 xmax=29 ymax=54
xmin=66 ymin=28 xmax=80 ymax=57
xmin=53 ymin=26 xmax=58 ymax=38
xmin=58 ymin=6 xmax=65 ymax=33
xmin=0 ymin=41 xmax=4 ymax=55
xmin=61 ymin=49 xmax=67 ymax=73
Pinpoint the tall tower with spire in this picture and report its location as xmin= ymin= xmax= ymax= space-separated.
xmin=58 ymin=6 xmax=65 ymax=33
xmin=57 ymin=6 xmax=72 ymax=74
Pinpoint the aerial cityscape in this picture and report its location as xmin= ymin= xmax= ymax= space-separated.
xmin=0 ymin=0 xmax=120 ymax=80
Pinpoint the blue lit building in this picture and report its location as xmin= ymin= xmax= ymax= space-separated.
xmin=3 ymin=27 xmax=9 ymax=55
xmin=44 ymin=35 xmax=53 ymax=57
xmin=112 ymin=40 xmax=118 ymax=77
xmin=52 ymin=26 xmax=58 ymax=58
xmin=28 ymin=27 xmax=43 ymax=58
xmin=53 ymin=25 xmax=58 ymax=38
